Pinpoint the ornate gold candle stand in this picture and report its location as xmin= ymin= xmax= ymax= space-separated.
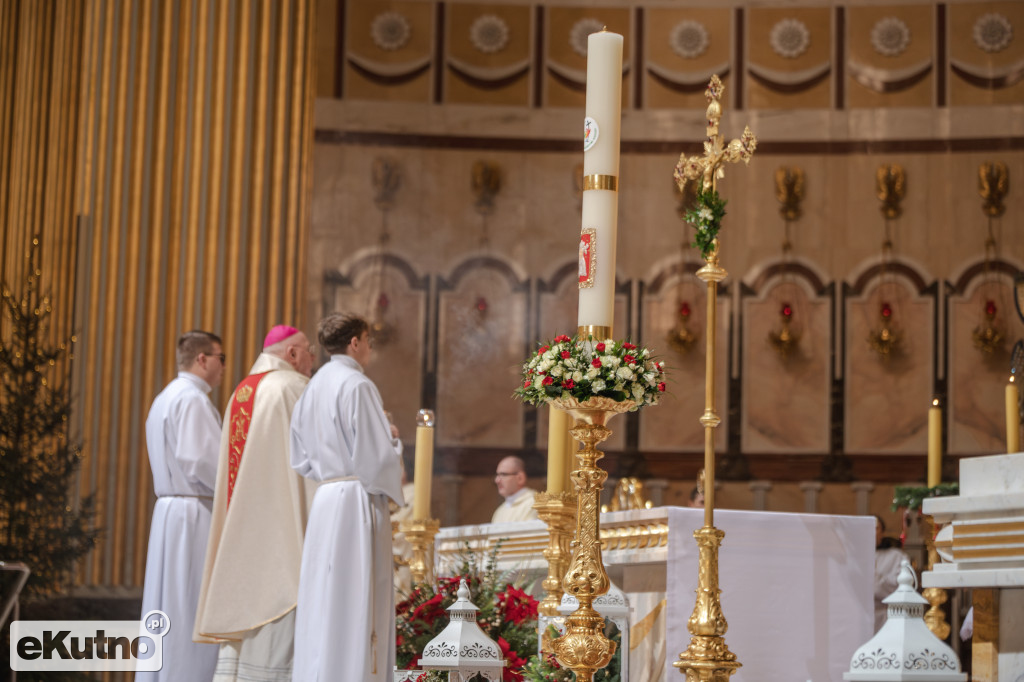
xmin=534 ymin=490 xmax=577 ymax=619
xmin=920 ymin=514 xmax=951 ymax=639
xmin=550 ymin=395 xmax=633 ymax=682
xmin=397 ymin=518 xmax=441 ymax=585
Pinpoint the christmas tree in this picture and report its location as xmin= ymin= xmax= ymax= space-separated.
xmin=0 ymin=238 xmax=98 ymax=599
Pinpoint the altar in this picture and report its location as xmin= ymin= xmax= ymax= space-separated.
xmin=436 ymin=506 xmax=874 ymax=681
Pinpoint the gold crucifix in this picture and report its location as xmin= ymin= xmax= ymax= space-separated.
xmin=673 ymin=75 xmax=757 ymax=197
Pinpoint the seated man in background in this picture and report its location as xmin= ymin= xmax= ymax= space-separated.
xmin=491 ymin=455 xmax=538 ymax=523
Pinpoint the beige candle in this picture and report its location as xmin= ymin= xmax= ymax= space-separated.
xmin=927 ymin=399 xmax=941 ymax=487
xmin=546 ymin=405 xmax=569 ymax=494
xmin=563 ymin=417 xmax=577 ymax=493
xmin=1008 ymin=377 xmax=1020 ymax=454
xmin=413 ymin=409 xmax=435 ymax=520
xmin=577 ymin=30 xmax=623 ymax=330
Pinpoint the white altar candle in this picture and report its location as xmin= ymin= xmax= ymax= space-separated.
xmin=577 ymin=31 xmax=623 ymax=331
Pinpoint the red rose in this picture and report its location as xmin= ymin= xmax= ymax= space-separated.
xmin=561 ymin=350 xmax=571 ymax=359
xmin=624 ymin=354 xmax=635 ymax=365
xmin=554 ymin=334 xmax=570 ymax=343
xmin=564 ymin=380 xmax=574 ymax=389
xmin=595 ymin=342 xmax=606 ymax=352
xmin=523 ymin=380 xmax=531 ymax=388
xmin=591 ymin=358 xmax=602 ymax=368
xmin=658 ymin=382 xmax=666 ymax=392
xmin=537 ymin=345 xmax=550 ymax=355
xmin=542 ymin=376 xmax=554 ymax=386
xmin=623 ymin=342 xmax=636 ymax=350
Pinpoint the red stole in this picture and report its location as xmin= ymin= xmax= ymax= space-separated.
xmin=226 ymin=371 xmax=271 ymax=508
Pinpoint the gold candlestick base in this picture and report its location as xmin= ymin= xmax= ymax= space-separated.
xmin=550 ymin=396 xmax=634 ymax=682
xmin=921 ymin=514 xmax=951 ymax=640
xmin=674 ymin=526 xmax=741 ymax=681
xmin=534 ymin=490 xmax=578 ymax=619
xmin=398 ymin=518 xmax=440 ymax=585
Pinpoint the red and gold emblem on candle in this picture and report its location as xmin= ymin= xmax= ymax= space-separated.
xmin=578 ymin=228 xmax=596 ymax=289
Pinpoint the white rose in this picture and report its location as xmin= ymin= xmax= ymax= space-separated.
xmin=699 ymin=207 xmax=713 ymax=221
xmin=602 ymin=355 xmax=620 ymax=367
xmin=586 ymin=367 xmax=600 ymax=380
xmin=551 ymin=365 xmax=564 ymax=377
xmin=631 ymin=383 xmax=644 ymax=400
xmin=591 ymin=379 xmax=606 ymax=393
xmin=572 ymin=370 xmax=584 ymax=382
xmin=641 ymin=348 xmax=649 ymax=358
xmin=604 ymin=338 xmax=615 ymax=346
xmin=644 ymin=372 xmax=656 ymax=384
xmin=543 ymin=350 xmax=555 ymax=361
xmin=565 ymin=358 xmax=578 ymax=369
xmin=616 ymin=367 xmax=634 ymax=381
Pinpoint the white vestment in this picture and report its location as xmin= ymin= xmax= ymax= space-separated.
xmin=491 ymin=487 xmax=539 ymax=523
xmin=290 ymin=354 xmax=404 ymax=682
xmin=391 ymin=482 xmax=416 ymax=597
xmin=137 ymin=372 xmax=222 ymax=682
xmin=874 ymin=546 xmax=909 ymax=631
xmin=194 ymin=354 xmax=316 ymax=681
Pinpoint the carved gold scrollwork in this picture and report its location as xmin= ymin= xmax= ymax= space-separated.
xmin=876 ymin=164 xmax=906 ymax=220
xmin=978 ymin=161 xmax=1009 ymax=218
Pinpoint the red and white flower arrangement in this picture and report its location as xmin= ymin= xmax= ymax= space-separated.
xmin=514 ymin=334 xmax=666 ymax=409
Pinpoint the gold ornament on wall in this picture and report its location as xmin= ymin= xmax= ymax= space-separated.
xmin=367 ymin=157 xmax=401 ymax=348
xmin=972 ymin=299 xmax=1004 ymax=355
xmin=978 ymin=161 xmax=1008 ymax=218
xmin=775 ymin=166 xmax=805 ymax=224
xmin=667 ymin=300 xmax=698 ymax=354
xmin=768 ymin=302 xmax=801 ymax=358
xmin=876 ymin=164 xmax=906 ymax=221
xmin=472 ymin=160 xmax=502 ymax=215
xmin=372 ymin=156 xmax=401 ymax=211
xmin=868 ymin=300 xmax=903 ymax=359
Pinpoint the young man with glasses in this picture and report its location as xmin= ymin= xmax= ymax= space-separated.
xmin=194 ymin=324 xmax=317 ymax=682
xmin=139 ymin=330 xmax=225 ymax=682
xmin=492 ymin=455 xmax=539 ymax=523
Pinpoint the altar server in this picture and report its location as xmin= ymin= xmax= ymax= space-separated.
xmin=194 ymin=325 xmax=316 ymax=682
xmin=290 ymin=313 xmax=404 ymax=682
xmin=138 ymin=330 xmax=225 ymax=682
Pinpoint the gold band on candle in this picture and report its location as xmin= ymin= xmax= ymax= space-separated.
xmin=583 ymin=174 xmax=618 ymax=192
xmin=578 ymin=325 xmax=612 ymax=341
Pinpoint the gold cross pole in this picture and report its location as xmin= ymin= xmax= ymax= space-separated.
xmin=672 ymin=75 xmax=755 ymax=681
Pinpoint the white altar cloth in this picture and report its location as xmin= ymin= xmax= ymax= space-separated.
xmin=666 ymin=507 xmax=873 ymax=682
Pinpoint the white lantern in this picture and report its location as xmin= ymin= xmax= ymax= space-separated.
xmin=418 ymin=579 xmax=506 ymax=682
xmin=844 ymin=560 xmax=966 ymax=681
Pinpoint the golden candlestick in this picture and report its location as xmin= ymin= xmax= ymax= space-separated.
xmin=397 ymin=518 xmax=440 ymax=585
xmin=672 ymin=74 xmax=756 ymax=681
xmin=534 ymin=490 xmax=577 ymax=619
xmin=921 ymin=514 xmax=951 ymax=640
xmin=550 ymin=395 xmax=634 ymax=682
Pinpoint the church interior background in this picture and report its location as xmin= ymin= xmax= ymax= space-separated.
xmin=2 ymin=0 xmax=1023 ymax=653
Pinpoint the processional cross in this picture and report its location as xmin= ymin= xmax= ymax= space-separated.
xmin=672 ymin=74 xmax=756 ymax=681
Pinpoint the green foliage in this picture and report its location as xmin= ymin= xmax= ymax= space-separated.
xmin=0 ymin=240 xmax=98 ymax=599
xmin=892 ymin=482 xmax=960 ymax=511
xmin=684 ymin=183 xmax=728 ymax=259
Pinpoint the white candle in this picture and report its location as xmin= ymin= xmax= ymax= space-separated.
xmin=927 ymin=399 xmax=941 ymax=487
xmin=577 ymin=31 xmax=623 ymax=331
xmin=1008 ymin=377 xmax=1020 ymax=454
xmin=413 ymin=410 xmax=435 ymax=520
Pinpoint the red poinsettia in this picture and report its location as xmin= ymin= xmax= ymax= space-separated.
xmin=497 ymin=636 xmax=527 ymax=681
xmin=495 ymin=584 xmax=539 ymax=626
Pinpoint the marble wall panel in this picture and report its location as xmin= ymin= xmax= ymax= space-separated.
xmin=638 ymin=269 xmax=730 ymax=453
xmin=746 ymin=6 xmax=833 ymax=111
xmin=948 ymin=1 xmax=1024 ymax=106
xmin=846 ymin=4 xmax=935 ymax=109
xmin=445 ymin=4 xmax=533 ymax=106
xmin=344 ymin=1 xmax=436 ymax=102
xmin=544 ymin=7 xmax=631 ymax=108
xmin=948 ymin=274 xmax=1024 ymax=455
xmin=643 ymin=7 xmax=733 ymax=111
xmin=324 ymin=259 xmax=428 ymax=447
xmin=742 ymin=276 xmax=832 ymax=454
xmin=844 ymin=273 xmax=934 ymax=454
xmin=436 ymin=261 xmax=528 ymax=447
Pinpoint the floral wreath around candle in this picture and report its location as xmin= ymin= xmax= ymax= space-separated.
xmin=682 ymin=182 xmax=728 ymax=260
xmin=514 ymin=334 xmax=666 ymax=409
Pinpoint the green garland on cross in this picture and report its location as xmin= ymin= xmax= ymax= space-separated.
xmin=684 ymin=183 xmax=728 ymax=260
xmin=891 ymin=482 xmax=959 ymax=511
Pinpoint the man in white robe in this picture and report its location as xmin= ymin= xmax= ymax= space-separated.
xmin=138 ymin=330 xmax=225 ymax=682
xmin=194 ymin=325 xmax=316 ymax=682
xmin=491 ymin=455 xmax=539 ymax=523
xmin=290 ymin=313 xmax=404 ymax=682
